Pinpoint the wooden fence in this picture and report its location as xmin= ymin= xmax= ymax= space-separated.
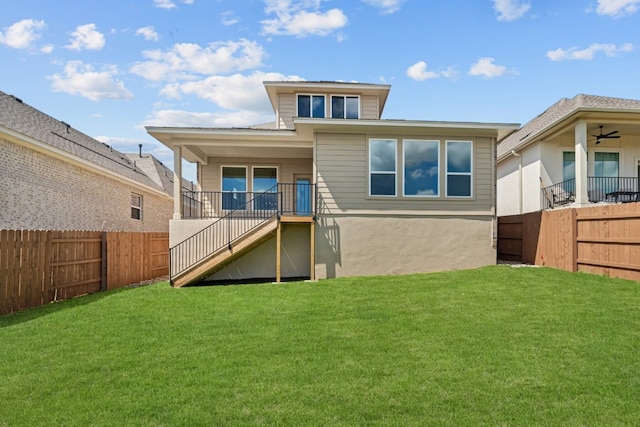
xmin=498 ymin=203 xmax=640 ymax=281
xmin=0 ymin=230 xmax=168 ymax=315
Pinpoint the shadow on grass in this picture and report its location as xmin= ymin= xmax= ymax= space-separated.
xmin=189 ymin=276 xmax=309 ymax=287
xmin=0 ymin=284 xmax=164 ymax=328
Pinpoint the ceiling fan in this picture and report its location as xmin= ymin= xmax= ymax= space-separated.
xmin=592 ymin=125 xmax=620 ymax=144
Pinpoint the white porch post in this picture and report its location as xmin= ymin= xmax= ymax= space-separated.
xmin=173 ymin=145 xmax=183 ymax=219
xmin=574 ymin=122 xmax=589 ymax=205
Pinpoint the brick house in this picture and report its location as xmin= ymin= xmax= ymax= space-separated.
xmin=0 ymin=90 xmax=187 ymax=232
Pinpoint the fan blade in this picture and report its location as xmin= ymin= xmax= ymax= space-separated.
xmin=603 ymin=130 xmax=619 ymax=137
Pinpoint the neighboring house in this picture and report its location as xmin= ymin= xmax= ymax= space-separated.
xmin=148 ymin=81 xmax=518 ymax=286
xmin=497 ymin=94 xmax=640 ymax=216
xmin=0 ymin=90 xmax=186 ymax=231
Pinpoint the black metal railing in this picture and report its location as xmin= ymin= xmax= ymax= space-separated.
xmin=542 ymin=176 xmax=639 ymax=209
xmin=171 ymin=183 xmax=316 ymax=281
xmin=181 ymin=183 xmax=316 ymax=219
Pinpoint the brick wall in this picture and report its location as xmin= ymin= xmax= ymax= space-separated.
xmin=0 ymin=137 xmax=172 ymax=232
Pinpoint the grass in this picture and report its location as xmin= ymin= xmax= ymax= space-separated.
xmin=1 ymin=265 xmax=639 ymax=426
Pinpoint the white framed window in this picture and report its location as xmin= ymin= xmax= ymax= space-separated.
xmin=297 ymin=94 xmax=325 ymax=118
xmin=131 ymin=193 xmax=142 ymax=220
xmin=403 ymin=140 xmax=440 ymax=197
xmin=445 ymin=141 xmax=473 ymax=197
xmin=221 ymin=166 xmax=247 ymax=210
xmin=331 ymin=95 xmax=359 ymax=119
xmin=369 ymin=139 xmax=397 ymax=196
xmin=252 ymin=166 xmax=278 ymax=211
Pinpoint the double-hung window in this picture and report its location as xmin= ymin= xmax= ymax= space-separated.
xmin=594 ymin=152 xmax=619 ymax=193
xmin=331 ymin=95 xmax=359 ymax=119
xmin=131 ymin=193 xmax=142 ymax=220
xmin=369 ymin=139 xmax=397 ymax=196
xmin=222 ymin=166 xmax=247 ymax=210
xmin=403 ymin=140 xmax=439 ymax=197
xmin=297 ymin=94 xmax=325 ymax=118
xmin=446 ymin=141 xmax=473 ymax=197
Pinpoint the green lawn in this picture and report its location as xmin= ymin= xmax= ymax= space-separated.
xmin=1 ymin=266 xmax=639 ymax=426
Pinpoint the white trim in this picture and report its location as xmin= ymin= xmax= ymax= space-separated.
xmin=445 ymin=140 xmax=474 ymax=198
xmin=402 ymin=139 xmax=440 ymax=198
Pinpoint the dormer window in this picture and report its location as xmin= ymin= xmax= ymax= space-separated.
xmin=297 ymin=94 xmax=325 ymax=118
xmin=331 ymin=95 xmax=359 ymax=119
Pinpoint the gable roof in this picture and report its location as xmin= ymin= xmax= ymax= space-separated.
xmin=0 ymin=90 xmax=166 ymax=193
xmin=125 ymin=153 xmax=194 ymax=196
xmin=497 ymin=94 xmax=640 ymax=160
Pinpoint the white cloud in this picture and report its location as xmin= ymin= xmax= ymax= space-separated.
xmin=261 ymin=0 xmax=348 ymax=37
xmin=546 ymin=43 xmax=633 ymax=61
xmin=40 ymin=44 xmax=54 ymax=54
xmin=48 ymin=61 xmax=133 ymax=101
xmin=595 ymin=0 xmax=640 ymax=17
xmin=160 ymin=71 xmax=304 ymax=112
xmin=222 ymin=11 xmax=240 ymax=26
xmin=468 ymin=57 xmax=507 ymax=78
xmin=141 ymin=109 xmax=270 ymax=128
xmin=136 ymin=26 xmax=159 ymax=41
xmin=361 ymin=0 xmax=405 ymax=14
xmin=130 ymin=39 xmax=266 ymax=82
xmin=406 ymin=61 xmax=440 ymax=81
xmin=0 ymin=19 xmax=46 ymax=49
xmin=66 ymin=24 xmax=105 ymax=51
xmin=492 ymin=0 xmax=531 ymax=21
xmin=154 ymin=0 xmax=194 ymax=9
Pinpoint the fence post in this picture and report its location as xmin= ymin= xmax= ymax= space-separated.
xmin=571 ymin=208 xmax=578 ymax=273
xmin=101 ymin=232 xmax=108 ymax=291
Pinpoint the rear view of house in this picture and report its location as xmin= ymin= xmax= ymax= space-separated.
xmin=147 ymin=81 xmax=519 ymax=286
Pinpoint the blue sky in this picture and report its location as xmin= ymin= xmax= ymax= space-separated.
xmin=1 ymin=0 xmax=639 ymax=183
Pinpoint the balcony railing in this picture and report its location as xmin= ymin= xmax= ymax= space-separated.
xmin=542 ymin=176 xmax=639 ymax=209
xmin=181 ymin=183 xmax=316 ymax=219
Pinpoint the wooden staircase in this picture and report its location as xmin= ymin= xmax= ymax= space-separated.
xmin=171 ymin=217 xmax=278 ymax=288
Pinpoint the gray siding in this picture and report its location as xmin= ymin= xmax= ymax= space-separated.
xmin=316 ymin=133 xmax=495 ymax=214
xmin=361 ymin=95 xmax=379 ymax=119
xmin=278 ymin=93 xmax=295 ymax=129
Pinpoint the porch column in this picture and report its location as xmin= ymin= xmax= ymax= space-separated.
xmin=173 ymin=145 xmax=183 ymax=219
xmin=574 ymin=122 xmax=589 ymax=205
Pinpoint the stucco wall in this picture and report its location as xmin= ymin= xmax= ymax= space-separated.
xmin=314 ymin=215 xmax=495 ymax=279
xmin=0 ymin=137 xmax=172 ymax=231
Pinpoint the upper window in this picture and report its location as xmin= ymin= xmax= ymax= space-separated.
xmin=222 ymin=166 xmax=247 ymax=210
xmin=369 ymin=139 xmax=397 ymax=196
xmin=403 ymin=140 xmax=439 ymax=197
xmin=131 ymin=193 xmax=142 ymax=220
xmin=331 ymin=95 xmax=359 ymax=119
xmin=446 ymin=141 xmax=473 ymax=197
xmin=297 ymin=94 xmax=325 ymax=118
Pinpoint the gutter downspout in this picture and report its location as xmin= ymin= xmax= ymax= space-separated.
xmin=512 ymin=150 xmax=523 ymax=214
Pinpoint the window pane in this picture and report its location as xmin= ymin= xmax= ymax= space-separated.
xmin=562 ymin=152 xmax=575 ymax=181
xmin=331 ymin=96 xmax=344 ymax=119
xmin=222 ymin=167 xmax=246 ymax=192
xmin=447 ymin=175 xmax=471 ymax=197
xmin=253 ymin=167 xmax=277 ymax=192
xmin=371 ymin=174 xmax=395 ymax=196
xmin=447 ymin=141 xmax=471 ymax=173
xmin=370 ymin=139 xmax=396 ymax=172
xmin=404 ymin=140 xmax=439 ymax=196
xmin=346 ymin=96 xmax=358 ymax=119
xmin=312 ymin=96 xmax=325 ymax=118
xmin=298 ymin=95 xmax=310 ymax=117
xmin=594 ymin=152 xmax=619 ymax=177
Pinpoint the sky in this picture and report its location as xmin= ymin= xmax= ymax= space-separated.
xmin=1 ymin=0 xmax=639 ymax=183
